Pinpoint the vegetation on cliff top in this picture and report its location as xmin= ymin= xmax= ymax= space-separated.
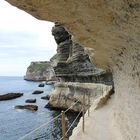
xmin=50 ymin=53 xmax=58 ymax=62
xmin=28 ymin=61 xmax=51 ymax=73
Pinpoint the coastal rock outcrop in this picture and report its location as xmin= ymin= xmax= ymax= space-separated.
xmin=24 ymin=61 xmax=56 ymax=81
xmin=46 ymin=82 xmax=112 ymax=112
xmin=0 ymin=93 xmax=23 ymax=101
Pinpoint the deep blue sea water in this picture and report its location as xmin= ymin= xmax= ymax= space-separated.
xmin=0 ymin=76 xmax=79 ymax=140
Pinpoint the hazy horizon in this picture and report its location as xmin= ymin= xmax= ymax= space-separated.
xmin=0 ymin=1 xmax=57 ymax=76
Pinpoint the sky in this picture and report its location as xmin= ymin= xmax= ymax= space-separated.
xmin=0 ymin=0 xmax=57 ymax=76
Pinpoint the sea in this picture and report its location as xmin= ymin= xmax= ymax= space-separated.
xmin=0 ymin=76 xmax=79 ymax=140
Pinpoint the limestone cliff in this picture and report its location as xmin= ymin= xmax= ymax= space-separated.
xmin=6 ymin=1 xmax=140 ymax=140
xmin=24 ymin=61 xmax=56 ymax=81
xmin=52 ymin=23 xmax=113 ymax=85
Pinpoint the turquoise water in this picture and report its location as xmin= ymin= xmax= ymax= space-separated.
xmin=0 ymin=76 xmax=79 ymax=140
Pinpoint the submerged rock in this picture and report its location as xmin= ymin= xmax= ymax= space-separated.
xmin=25 ymin=99 xmax=36 ymax=103
xmin=15 ymin=105 xmax=38 ymax=111
xmin=41 ymin=95 xmax=50 ymax=100
xmin=0 ymin=93 xmax=23 ymax=101
xmin=32 ymin=90 xmax=44 ymax=94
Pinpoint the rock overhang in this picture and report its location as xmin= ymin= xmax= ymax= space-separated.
xmin=5 ymin=0 xmax=140 ymax=71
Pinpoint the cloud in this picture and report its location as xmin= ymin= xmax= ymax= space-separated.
xmin=0 ymin=0 xmax=57 ymax=76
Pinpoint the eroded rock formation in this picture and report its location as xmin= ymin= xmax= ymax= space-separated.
xmin=52 ymin=23 xmax=112 ymax=84
xmin=5 ymin=0 xmax=140 ymax=140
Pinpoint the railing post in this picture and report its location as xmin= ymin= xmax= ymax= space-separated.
xmin=82 ymin=93 xmax=85 ymax=133
xmin=61 ymin=111 xmax=66 ymax=140
xmin=88 ymin=93 xmax=90 ymax=117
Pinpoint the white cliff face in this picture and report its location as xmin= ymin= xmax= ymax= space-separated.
xmin=5 ymin=0 xmax=140 ymax=139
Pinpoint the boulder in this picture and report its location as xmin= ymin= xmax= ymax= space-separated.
xmin=32 ymin=90 xmax=44 ymax=94
xmin=41 ymin=95 xmax=50 ymax=100
xmin=44 ymin=102 xmax=61 ymax=111
xmin=0 ymin=93 xmax=23 ymax=101
xmin=25 ymin=99 xmax=36 ymax=103
xmin=46 ymin=81 xmax=57 ymax=85
xmin=38 ymin=83 xmax=45 ymax=87
xmin=15 ymin=105 xmax=38 ymax=111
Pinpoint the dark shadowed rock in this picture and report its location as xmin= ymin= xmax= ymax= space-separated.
xmin=15 ymin=105 xmax=38 ymax=111
xmin=41 ymin=95 xmax=50 ymax=100
xmin=0 ymin=93 xmax=23 ymax=101
xmin=32 ymin=90 xmax=44 ymax=94
xmin=25 ymin=99 xmax=36 ymax=103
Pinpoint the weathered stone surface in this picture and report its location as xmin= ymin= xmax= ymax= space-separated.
xmin=0 ymin=93 xmax=23 ymax=101
xmin=24 ymin=61 xmax=56 ymax=81
xmin=25 ymin=99 xmax=36 ymax=103
xmin=46 ymin=82 xmax=112 ymax=112
xmin=15 ymin=105 xmax=38 ymax=111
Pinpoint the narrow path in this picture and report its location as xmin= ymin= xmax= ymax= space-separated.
xmin=70 ymin=95 xmax=122 ymax=140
